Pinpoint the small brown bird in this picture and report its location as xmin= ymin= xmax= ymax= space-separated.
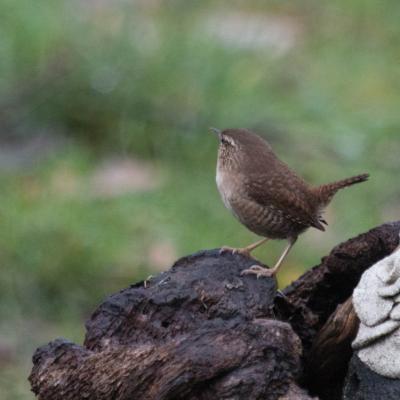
xmin=212 ymin=127 xmax=369 ymax=278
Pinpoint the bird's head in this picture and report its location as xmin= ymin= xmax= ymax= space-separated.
xmin=210 ymin=127 xmax=241 ymax=170
xmin=210 ymin=127 xmax=272 ymax=169
xmin=210 ymin=127 xmax=240 ymax=149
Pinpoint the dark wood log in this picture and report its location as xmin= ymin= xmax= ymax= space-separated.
xmin=84 ymin=250 xmax=276 ymax=350
xmin=30 ymin=321 xmax=305 ymax=400
xmin=29 ymin=222 xmax=400 ymax=400
xmin=30 ymin=251 xmax=311 ymax=400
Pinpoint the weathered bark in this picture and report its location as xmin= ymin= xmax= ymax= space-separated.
xmin=29 ymin=222 xmax=400 ymax=400
xmin=84 ymin=250 xmax=277 ymax=350
xmin=30 ymin=251 xmax=308 ymax=400
xmin=31 ymin=321 xmax=303 ymax=400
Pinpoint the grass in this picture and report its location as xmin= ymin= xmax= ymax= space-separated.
xmin=1 ymin=0 xmax=400 ymax=398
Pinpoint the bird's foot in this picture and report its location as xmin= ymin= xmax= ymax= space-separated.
xmin=219 ymin=246 xmax=254 ymax=259
xmin=240 ymin=265 xmax=275 ymax=279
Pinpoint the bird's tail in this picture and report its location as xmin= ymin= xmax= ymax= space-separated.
xmin=314 ymin=173 xmax=369 ymax=206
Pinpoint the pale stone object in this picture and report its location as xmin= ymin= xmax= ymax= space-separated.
xmin=352 ymin=247 xmax=400 ymax=378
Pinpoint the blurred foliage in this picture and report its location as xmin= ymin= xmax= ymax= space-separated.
xmin=1 ymin=0 xmax=400 ymax=398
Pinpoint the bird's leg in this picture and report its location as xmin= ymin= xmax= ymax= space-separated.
xmin=220 ymin=238 xmax=269 ymax=258
xmin=241 ymin=237 xmax=297 ymax=278
xmin=394 ymin=234 xmax=400 ymax=253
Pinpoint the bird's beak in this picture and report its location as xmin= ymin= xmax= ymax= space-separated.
xmin=209 ymin=127 xmax=222 ymax=140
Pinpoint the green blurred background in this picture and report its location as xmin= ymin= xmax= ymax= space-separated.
xmin=1 ymin=0 xmax=399 ymax=398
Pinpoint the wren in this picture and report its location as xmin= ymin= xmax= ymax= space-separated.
xmin=211 ymin=127 xmax=369 ymax=278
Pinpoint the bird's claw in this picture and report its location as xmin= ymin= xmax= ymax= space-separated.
xmin=240 ymin=265 xmax=275 ymax=279
xmin=219 ymin=246 xmax=252 ymax=258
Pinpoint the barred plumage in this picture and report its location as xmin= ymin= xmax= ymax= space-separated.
xmin=213 ymin=127 xmax=369 ymax=278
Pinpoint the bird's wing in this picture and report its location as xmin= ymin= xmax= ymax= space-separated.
xmin=244 ymin=173 xmax=325 ymax=231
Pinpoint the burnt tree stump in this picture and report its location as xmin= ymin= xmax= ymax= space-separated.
xmin=29 ymin=222 xmax=400 ymax=400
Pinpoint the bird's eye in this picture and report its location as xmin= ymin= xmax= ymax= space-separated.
xmin=221 ymin=137 xmax=235 ymax=147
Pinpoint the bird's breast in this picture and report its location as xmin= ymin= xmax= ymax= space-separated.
xmin=216 ymin=167 xmax=237 ymax=213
